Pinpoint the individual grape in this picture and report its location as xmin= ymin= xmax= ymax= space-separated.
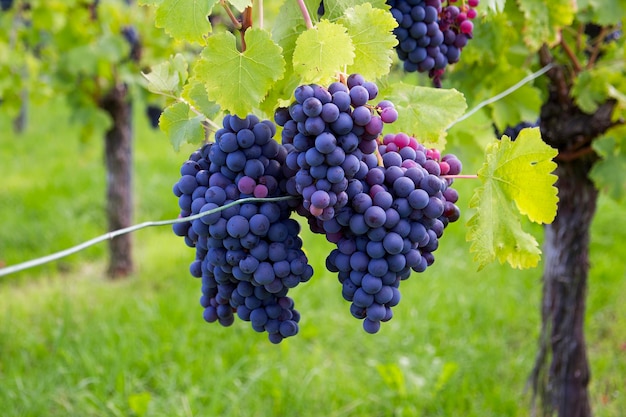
xmin=459 ymin=20 xmax=473 ymax=34
xmin=380 ymin=107 xmax=399 ymax=124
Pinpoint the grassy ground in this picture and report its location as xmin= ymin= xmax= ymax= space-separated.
xmin=0 ymin=102 xmax=624 ymax=417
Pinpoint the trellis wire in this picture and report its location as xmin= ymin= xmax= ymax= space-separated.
xmin=0 ymin=65 xmax=554 ymax=278
xmin=446 ymin=63 xmax=554 ymax=129
xmin=0 ymin=196 xmax=295 ymax=277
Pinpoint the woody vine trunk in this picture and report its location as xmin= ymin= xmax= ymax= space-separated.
xmin=531 ymin=45 xmax=620 ymax=417
xmin=532 ymin=158 xmax=596 ymax=417
xmin=100 ymin=83 xmax=134 ymax=278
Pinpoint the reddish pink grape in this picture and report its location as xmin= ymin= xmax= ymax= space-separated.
xmin=253 ymin=184 xmax=268 ymax=198
xmin=439 ymin=161 xmax=450 ymax=175
xmin=238 ymin=176 xmax=256 ymax=194
xmin=460 ymin=20 xmax=474 ymax=35
xmin=381 ymin=107 xmax=399 ymax=124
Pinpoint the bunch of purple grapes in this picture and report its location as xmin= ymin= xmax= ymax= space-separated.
xmin=172 ymin=114 xmax=313 ymax=343
xmin=274 ymin=74 xmax=398 ymax=226
xmin=173 ymin=76 xmax=463 ymax=340
xmin=325 ymin=132 xmax=462 ymax=333
xmin=388 ymin=0 xmax=480 ymax=86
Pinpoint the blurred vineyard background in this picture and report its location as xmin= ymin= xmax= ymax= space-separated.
xmin=0 ymin=99 xmax=624 ymax=416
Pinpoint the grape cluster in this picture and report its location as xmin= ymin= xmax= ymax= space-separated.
xmin=388 ymin=0 xmax=479 ymax=86
xmin=172 ymin=114 xmax=313 ymax=343
xmin=174 ymin=75 xmax=463 ymax=341
xmin=274 ymin=74 xmax=398 ymax=225
xmin=324 ymin=132 xmax=462 ymax=333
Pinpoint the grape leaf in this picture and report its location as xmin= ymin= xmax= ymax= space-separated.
xmin=385 ymin=82 xmax=467 ymax=149
xmin=572 ymin=66 xmax=626 ymax=115
xmin=160 ymin=101 xmax=206 ymax=151
xmin=577 ymin=0 xmax=626 ymax=26
xmin=467 ymin=128 xmax=559 ymax=270
xmin=482 ymin=0 xmax=506 ymax=12
xmin=228 ymin=0 xmax=252 ymax=12
xmin=516 ymin=0 xmax=576 ymax=50
xmin=154 ymin=0 xmax=217 ymax=44
xmin=292 ymin=20 xmax=355 ymax=85
xmin=271 ymin=0 xmax=320 ymax=70
xmin=590 ymin=126 xmax=626 ymax=201
xmin=194 ymin=29 xmax=285 ymax=116
xmin=182 ymin=79 xmax=220 ymax=119
xmin=338 ymin=3 xmax=398 ymax=80
xmin=322 ymin=0 xmax=388 ymax=21
xmin=142 ymin=53 xmax=188 ymax=97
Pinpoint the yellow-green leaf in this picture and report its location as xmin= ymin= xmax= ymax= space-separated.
xmin=466 ymin=128 xmax=559 ymax=270
xmin=292 ymin=20 xmax=355 ymax=85
xmin=141 ymin=53 xmax=188 ymax=97
xmin=386 ymin=83 xmax=467 ymax=149
xmin=194 ymin=29 xmax=285 ymax=116
xmin=338 ymin=3 xmax=398 ymax=80
xmin=160 ymin=101 xmax=205 ymax=151
xmin=517 ymin=0 xmax=576 ymax=49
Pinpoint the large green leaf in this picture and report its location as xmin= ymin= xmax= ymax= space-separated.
xmin=385 ymin=83 xmax=467 ymax=149
xmin=194 ymin=29 xmax=285 ymax=116
xmin=338 ymin=3 xmax=398 ymax=80
xmin=467 ymin=128 xmax=559 ymax=270
xmin=271 ymin=0 xmax=320 ymax=71
xmin=292 ymin=20 xmax=355 ymax=85
xmin=154 ymin=0 xmax=217 ymax=44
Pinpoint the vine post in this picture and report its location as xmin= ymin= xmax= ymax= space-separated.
xmin=100 ymin=82 xmax=134 ymax=278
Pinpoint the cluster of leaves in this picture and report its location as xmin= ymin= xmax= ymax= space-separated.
xmin=139 ymin=0 xmax=562 ymax=270
xmin=0 ymin=0 xmax=180 ymax=138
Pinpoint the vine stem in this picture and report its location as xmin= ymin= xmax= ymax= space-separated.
xmin=258 ymin=0 xmax=264 ymax=29
xmin=220 ymin=0 xmax=242 ymax=30
xmin=0 ymin=196 xmax=297 ymax=278
xmin=586 ymin=26 xmax=610 ymax=69
xmin=560 ymin=35 xmax=582 ymax=73
xmin=297 ymin=0 xmax=314 ymax=30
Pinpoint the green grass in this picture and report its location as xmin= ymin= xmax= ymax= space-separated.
xmin=0 ymin=102 xmax=625 ymax=417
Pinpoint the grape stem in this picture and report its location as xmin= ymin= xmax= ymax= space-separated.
xmin=0 ymin=196 xmax=299 ymax=278
xmin=442 ymin=174 xmax=478 ymax=179
xmin=257 ymin=0 xmax=264 ymax=29
xmin=297 ymin=0 xmax=314 ymax=30
xmin=586 ymin=26 xmax=610 ymax=69
xmin=220 ymin=0 xmax=242 ymax=30
xmin=559 ymin=34 xmax=582 ymax=73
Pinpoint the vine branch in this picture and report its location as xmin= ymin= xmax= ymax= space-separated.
xmin=559 ymin=36 xmax=582 ymax=73
xmin=586 ymin=26 xmax=610 ymax=69
xmin=220 ymin=0 xmax=242 ymax=30
xmin=297 ymin=0 xmax=314 ymax=30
